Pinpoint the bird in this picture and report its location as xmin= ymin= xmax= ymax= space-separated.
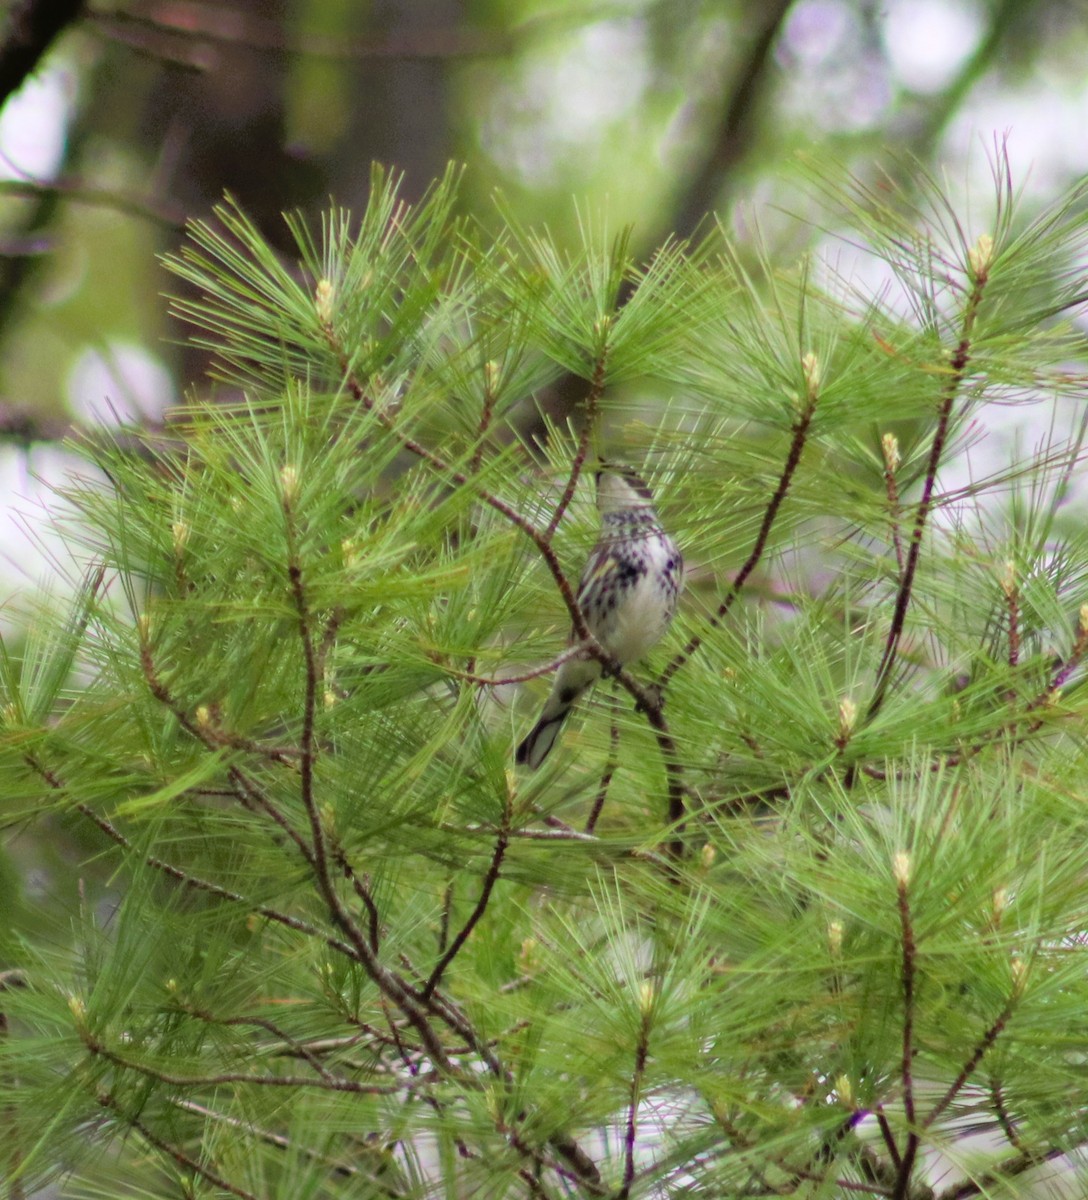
xmin=515 ymin=466 xmax=683 ymax=769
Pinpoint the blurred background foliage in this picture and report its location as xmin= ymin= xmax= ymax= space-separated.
xmin=1 ymin=0 xmax=1087 ymax=441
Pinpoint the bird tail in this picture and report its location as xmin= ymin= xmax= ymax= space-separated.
xmin=516 ymin=660 xmax=600 ymax=769
xmin=515 ymin=699 xmax=574 ymax=769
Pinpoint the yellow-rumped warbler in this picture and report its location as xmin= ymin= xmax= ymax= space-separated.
xmin=515 ymin=467 xmax=683 ymax=768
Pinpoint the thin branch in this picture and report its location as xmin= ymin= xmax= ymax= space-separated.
xmin=422 ymin=791 xmax=511 ymax=999
xmin=1003 ymin=568 xmax=1021 ymax=677
xmin=618 ymin=1004 xmax=652 ymax=1200
xmin=97 ymin=1090 xmax=259 ymax=1200
xmin=183 ymin=1006 xmax=338 ymax=1084
xmin=138 ymin=639 xmax=315 ymax=865
xmin=989 ymin=1077 xmax=1026 ymax=1154
xmin=81 ymin=1028 xmax=402 ymax=1094
xmin=469 ymin=366 xmax=498 ymax=476
xmin=0 ymin=177 xmax=185 ymax=229
xmin=28 ymin=755 xmax=376 ymax=975
xmin=923 ymin=994 xmax=1016 ymax=1129
xmin=544 ymin=352 xmax=606 ymax=541
xmin=585 ymin=689 xmax=619 ymax=834
xmin=892 ymin=855 xmax=918 ymax=1200
xmin=874 ymin=1106 xmax=902 ymax=1171
xmin=0 ymin=0 xmax=86 ymax=112
xmin=443 ymin=642 xmax=588 ymax=687
xmin=867 ymin=265 xmax=989 ymax=721
xmin=278 ymin=493 xmax=458 ymax=1074
xmin=91 ymin=3 xmax=502 ymax=62
xmin=332 ymin=844 xmax=382 ymax=952
xmin=172 ymin=1099 xmax=388 ymax=1187
xmin=935 ymin=1147 xmax=1068 ymax=1200
xmin=662 ymin=389 xmax=817 ymax=686
xmin=283 ymin=490 xmax=332 ymax=884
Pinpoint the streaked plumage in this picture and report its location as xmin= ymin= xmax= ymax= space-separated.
xmin=515 ymin=468 xmax=683 ymax=769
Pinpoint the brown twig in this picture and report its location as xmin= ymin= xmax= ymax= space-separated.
xmin=989 ymin=1077 xmax=1026 ymax=1154
xmin=892 ymin=853 xmax=918 ymax=1200
xmin=935 ymin=1147 xmax=1067 ymax=1200
xmin=172 ymin=1099 xmax=382 ymax=1187
xmin=924 ymin=994 xmax=1016 ymax=1130
xmin=867 ymin=263 xmax=989 ymax=721
xmin=544 ymin=352 xmax=606 ymax=541
xmin=585 ymin=690 xmax=620 ymax=834
xmin=662 ymin=387 xmax=817 ymax=686
xmin=618 ymin=998 xmax=652 ymax=1199
xmin=97 ymin=1090 xmax=259 ymax=1200
xmin=331 ymin=844 xmax=382 ymax=953
xmin=138 ymin=635 xmax=315 ymax=862
xmin=874 ymin=1105 xmax=902 ymax=1170
xmin=81 ymin=1028 xmax=401 ymax=1094
xmin=422 ymin=790 xmax=511 ymax=999
xmin=443 ymin=642 xmax=588 ymax=687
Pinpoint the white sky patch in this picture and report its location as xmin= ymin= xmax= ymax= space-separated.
xmin=0 ymin=65 xmax=74 ymax=182
xmin=946 ymin=77 xmax=1088 ymax=199
xmin=882 ymin=0 xmax=985 ymax=94
xmin=67 ymin=342 xmax=177 ymax=426
xmin=0 ymin=444 xmax=89 ymax=631
xmin=480 ymin=18 xmax=651 ymax=185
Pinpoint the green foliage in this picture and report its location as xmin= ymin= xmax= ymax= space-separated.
xmin=3 ymin=157 xmax=1088 ymax=1198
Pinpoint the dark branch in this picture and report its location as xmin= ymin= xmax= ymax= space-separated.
xmin=0 ymin=0 xmax=85 ymax=112
xmin=662 ymin=388 xmax=817 ymax=685
xmin=422 ymin=795 xmax=511 ymax=999
xmin=867 ymin=265 xmax=988 ymax=720
xmin=669 ymin=0 xmax=794 ymax=239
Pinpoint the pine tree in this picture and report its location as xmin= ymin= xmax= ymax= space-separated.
xmin=3 ymin=152 xmax=1088 ymax=1199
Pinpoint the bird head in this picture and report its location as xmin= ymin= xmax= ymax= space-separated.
xmin=595 ymin=465 xmax=656 ymax=514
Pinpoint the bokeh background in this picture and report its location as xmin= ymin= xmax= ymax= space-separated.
xmin=0 ymin=0 xmax=1086 ymax=593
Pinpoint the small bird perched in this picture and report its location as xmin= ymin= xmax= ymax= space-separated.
xmin=515 ymin=466 xmax=683 ymax=768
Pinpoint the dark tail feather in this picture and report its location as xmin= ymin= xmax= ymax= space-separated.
xmin=515 ymin=704 xmax=573 ymax=769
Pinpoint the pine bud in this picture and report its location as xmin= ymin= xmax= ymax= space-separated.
xmin=1080 ymin=604 xmax=1088 ymax=636
xmin=518 ymin=937 xmax=541 ymax=973
xmin=892 ymin=851 xmax=911 ymax=888
xmin=638 ymin=980 xmax=656 ymax=1016
xmin=1000 ymin=561 xmax=1017 ymax=598
xmin=991 ymin=886 xmax=1008 ymax=926
xmin=836 ymin=1074 xmax=854 ymax=1108
xmin=881 ymin=432 xmax=900 ymax=473
xmin=828 ymin=919 xmax=844 ymax=957
xmin=314 ymin=279 xmax=335 ymax=325
xmin=483 ymin=360 xmax=500 ymax=395
xmin=700 ymin=843 xmax=717 ymax=871
xmin=837 ymin=697 xmax=857 ymax=742
xmin=801 ymin=351 xmax=821 ymax=398
xmin=1011 ymin=954 xmax=1027 ymax=995
xmin=280 ymin=465 xmax=299 ymax=504
xmin=968 ymin=233 xmax=994 ymax=278
xmin=171 ymin=521 xmax=190 ymax=552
